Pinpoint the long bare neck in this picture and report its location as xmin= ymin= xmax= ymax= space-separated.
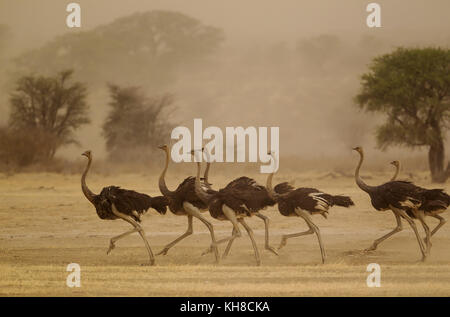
xmin=265 ymin=154 xmax=280 ymax=200
xmin=81 ymin=156 xmax=96 ymax=203
xmin=390 ymin=164 xmax=400 ymax=181
xmin=159 ymin=148 xmax=174 ymax=197
xmin=266 ymin=172 xmax=280 ymax=200
xmin=355 ymin=151 xmax=373 ymax=193
xmin=195 ymin=159 xmax=213 ymax=203
xmin=203 ymin=150 xmax=211 ymax=187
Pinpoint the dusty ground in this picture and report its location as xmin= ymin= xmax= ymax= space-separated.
xmin=0 ymin=169 xmax=449 ymax=296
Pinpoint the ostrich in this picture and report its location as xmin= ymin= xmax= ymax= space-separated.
xmin=81 ymin=150 xmax=168 ymax=265
xmin=201 ymin=148 xmax=293 ymax=257
xmin=191 ymin=149 xmax=282 ymax=265
xmin=389 ymin=160 xmax=448 ymax=245
xmin=157 ymin=145 xmax=220 ymax=263
xmin=265 ymin=153 xmax=354 ymax=264
xmin=353 ymin=146 xmax=450 ymax=261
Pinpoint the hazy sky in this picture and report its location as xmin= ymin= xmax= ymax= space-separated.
xmin=1 ymin=0 xmax=450 ymax=52
xmin=1 ymin=0 xmax=449 ymax=161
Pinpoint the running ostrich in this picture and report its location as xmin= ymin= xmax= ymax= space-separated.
xmin=353 ymin=146 xmax=450 ymax=261
xmin=192 ymin=150 xmax=276 ymax=266
xmin=265 ymin=153 xmax=354 ymax=264
xmin=201 ymin=148 xmax=294 ymax=257
xmin=389 ymin=159 xmax=448 ymax=245
xmin=157 ymin=145 xmax=220 ymax=263
xmin=81 ymin=150 xmax=168 ymax=265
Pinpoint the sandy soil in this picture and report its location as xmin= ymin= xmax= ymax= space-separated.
xmin=0 ymin=170 xmax=449 ymax=296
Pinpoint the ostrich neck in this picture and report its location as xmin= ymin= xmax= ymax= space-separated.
xmin=203 ymin=161 xmax=210 ymax=184
xmin=265 ymin=155 xmax=280 ymax=200
xmin=203 ymin=149 xmax=211 ymax=186
xmin=81 ymin=157 xmax=96 ymax=204
xmin=355 ymin=151 xmax=374 ymax=193
xmin=159 ymin=148 xmax=174 ymax=197
xmin=391 ymin=164 xmax=399 ymax=181
xmin=266 ymin=172 xmax=280 ymax=200
xmin=195 ymin=160 xmax=213 ymax=203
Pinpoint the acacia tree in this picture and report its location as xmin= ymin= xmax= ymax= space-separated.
xmin=8 ymin=70 xmax=90 ymax=162
xmin=102 ymin=84 xmax=175 ymax=163
xmin=15 ymin=11 xmax=224 ymax=89
xmin=356 ymin=47 xmax=450 ymax=182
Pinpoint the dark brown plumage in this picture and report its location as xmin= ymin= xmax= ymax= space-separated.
xmin=353 ymin=146 xmax=450 ymax=261
xmin=93 ymin=186 xmax=167 ymax=222
xmin=275 ymin=187 xmax=354 ymax=218
xmin=265 ymin=159 xmax=354 ymax=264
xmin=199 ymin=148 xmax=295 ymax=258
xmin=157 ymin=145 xmax=220 ymax=262
xmin=389 ymin=160 xmax=448 ymax=245
xmin=81 ymin=150 xmax=168 ymax=265
xmin=193 ymin=153 xmax=283 ymax=265
xmin=163 ymin=176 xmax=209 ymax=215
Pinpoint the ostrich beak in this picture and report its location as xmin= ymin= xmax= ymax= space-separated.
xmin=81 ymin=151 xmax=90 ymax=157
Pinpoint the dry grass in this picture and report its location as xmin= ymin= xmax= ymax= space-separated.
xmin=0 ymin=170 xmax=449 ymax=296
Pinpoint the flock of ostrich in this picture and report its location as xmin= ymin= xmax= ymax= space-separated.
xmin=80 ymin=145 xmax=449 ymax=266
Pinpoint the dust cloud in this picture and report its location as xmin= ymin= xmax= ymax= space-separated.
xmin=0 ymin=0 xmax=449 ymax=169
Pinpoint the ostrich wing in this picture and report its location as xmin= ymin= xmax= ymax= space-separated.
xmin=100 ymin=186 xmax=168 ymax=221
xmin=273 ymin=182 xmax=295 ymax=194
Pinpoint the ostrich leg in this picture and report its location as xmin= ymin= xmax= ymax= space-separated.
xmin=157 ymin=215 xmax=193 ymax=256
xmin=222 ymin=227 xmax=238 ymax=258
xmin=278 ymin=224 xmax=314 ymax=250
xmin=395 ymin=208 xmax=427 ymax=261
xmin=416 ymin=210 xmax=431 ymax=254
xmin=107 ymin=227 xmax=139 ymax=255
xmin=429 ymin=214 xmax=446 ymax=238
xmin=365 ymin=211 xmax=403 ymax=252
xmin=255 ymin=213 xmax=278 ymax=255
xmin=202 ymin=205 xmax=242 ymax=257
xmin=183 ymin=202 xmax=220 ymax=264
xmin=238 ymin=218 xmax=261 ymax=266
xmin=294 ymin=208 xmax=326 ymax=264
xmin=223 ymin=213 xmax=278 ymax=257
xmin=111 ymin=205 xmax=155 ymax=265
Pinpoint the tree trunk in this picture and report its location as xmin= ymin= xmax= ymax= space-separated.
xmin=428 ymin=137 xmax=450 ymax=183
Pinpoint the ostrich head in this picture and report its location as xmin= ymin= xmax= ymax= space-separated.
xmin=158 ymin=144 xmax=168 ymax=151
xmin=390 ymin=160 xmax=400 ymax=168
xmin=352 ymin=146 xmax=363 ymax=154
xmin=82 ymin=150 xmax=92 ymax=158
xmin=189 ymin=147 xmax=204 ymax=155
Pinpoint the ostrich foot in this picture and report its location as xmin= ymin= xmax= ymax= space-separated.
xmin=364 ymin=244 xmax=377 ymax=252
xmin=201 ymin=246 xmax=213 ymax=256
xmin=140 ymin=261 xmax=155 ymax=266
xmin=106 ymin=241 xmax=116 ymax=255
xmin=265 ymin=245 xmax=279 ymax=256
xmin=201 ymin=244 xmax=217 ymax=256
xmin=156 ymin=248 xmax=169 ymax=256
